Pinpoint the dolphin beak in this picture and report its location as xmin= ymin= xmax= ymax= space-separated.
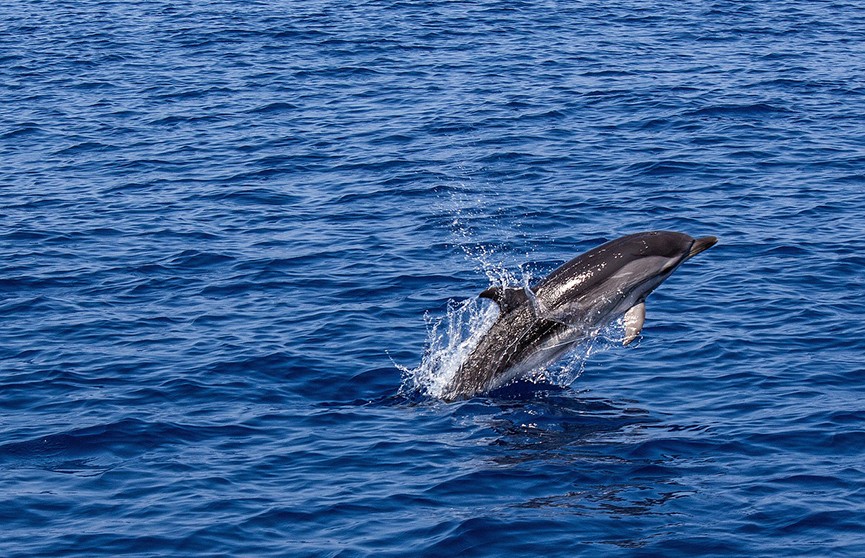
xmin=688 ymin=236 xmax=718 ymax=258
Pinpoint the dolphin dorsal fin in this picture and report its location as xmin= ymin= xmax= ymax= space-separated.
xmin=623 ymin=301 xmax=646 ymax=346
xmin=479 ymin=286 xmax=529 ymax=314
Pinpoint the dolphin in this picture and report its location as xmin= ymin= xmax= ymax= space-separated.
xmin=441 ymin=231 xmax=717 ymax=401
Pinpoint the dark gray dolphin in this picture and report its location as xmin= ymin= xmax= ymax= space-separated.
xmin=441 ymin=231 xmax=717 ymax=401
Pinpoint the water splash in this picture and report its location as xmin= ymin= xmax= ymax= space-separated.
xmin=398 ymin=192 xmax=520 ymax=398
xmin=398 ymin=297 xmax=499 ymax=399
xmin=446 ymin=190 xmax=536 ymax=287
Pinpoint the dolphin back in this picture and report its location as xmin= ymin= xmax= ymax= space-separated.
xmin=538 ymin=231 xmax=694 ymax=296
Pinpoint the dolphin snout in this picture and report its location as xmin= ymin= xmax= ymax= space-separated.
xmin=688 ymin=236 xmax=718 ymax=258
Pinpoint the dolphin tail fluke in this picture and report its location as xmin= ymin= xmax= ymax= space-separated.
xmin=623 ymin=302 xmax=646 ymax=346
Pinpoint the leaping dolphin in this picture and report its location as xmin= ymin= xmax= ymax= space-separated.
xmin=441 ymin=231 xmax=717 ymax=401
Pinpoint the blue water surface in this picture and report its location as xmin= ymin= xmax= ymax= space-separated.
xmin=2 ymin=1 xmax=865 ymax=556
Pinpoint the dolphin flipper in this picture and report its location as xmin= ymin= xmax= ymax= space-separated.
xmin=623 ymin=302 xmax=645 ymax=346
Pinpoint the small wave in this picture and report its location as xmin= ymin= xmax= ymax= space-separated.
xmin=246 ymin=101 xmax=299 ymax=114
xmin=0 ymin=124 xmax=45 ymax=140
xmin=686 ymin=102 xmax=793 ymax=118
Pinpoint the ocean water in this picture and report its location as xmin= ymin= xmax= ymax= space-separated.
xmin=2 ymin=1 xmax=865 ymax=556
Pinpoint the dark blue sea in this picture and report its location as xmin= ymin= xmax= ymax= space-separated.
xmin=3 ymin=1 xmax=865 ymax=556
